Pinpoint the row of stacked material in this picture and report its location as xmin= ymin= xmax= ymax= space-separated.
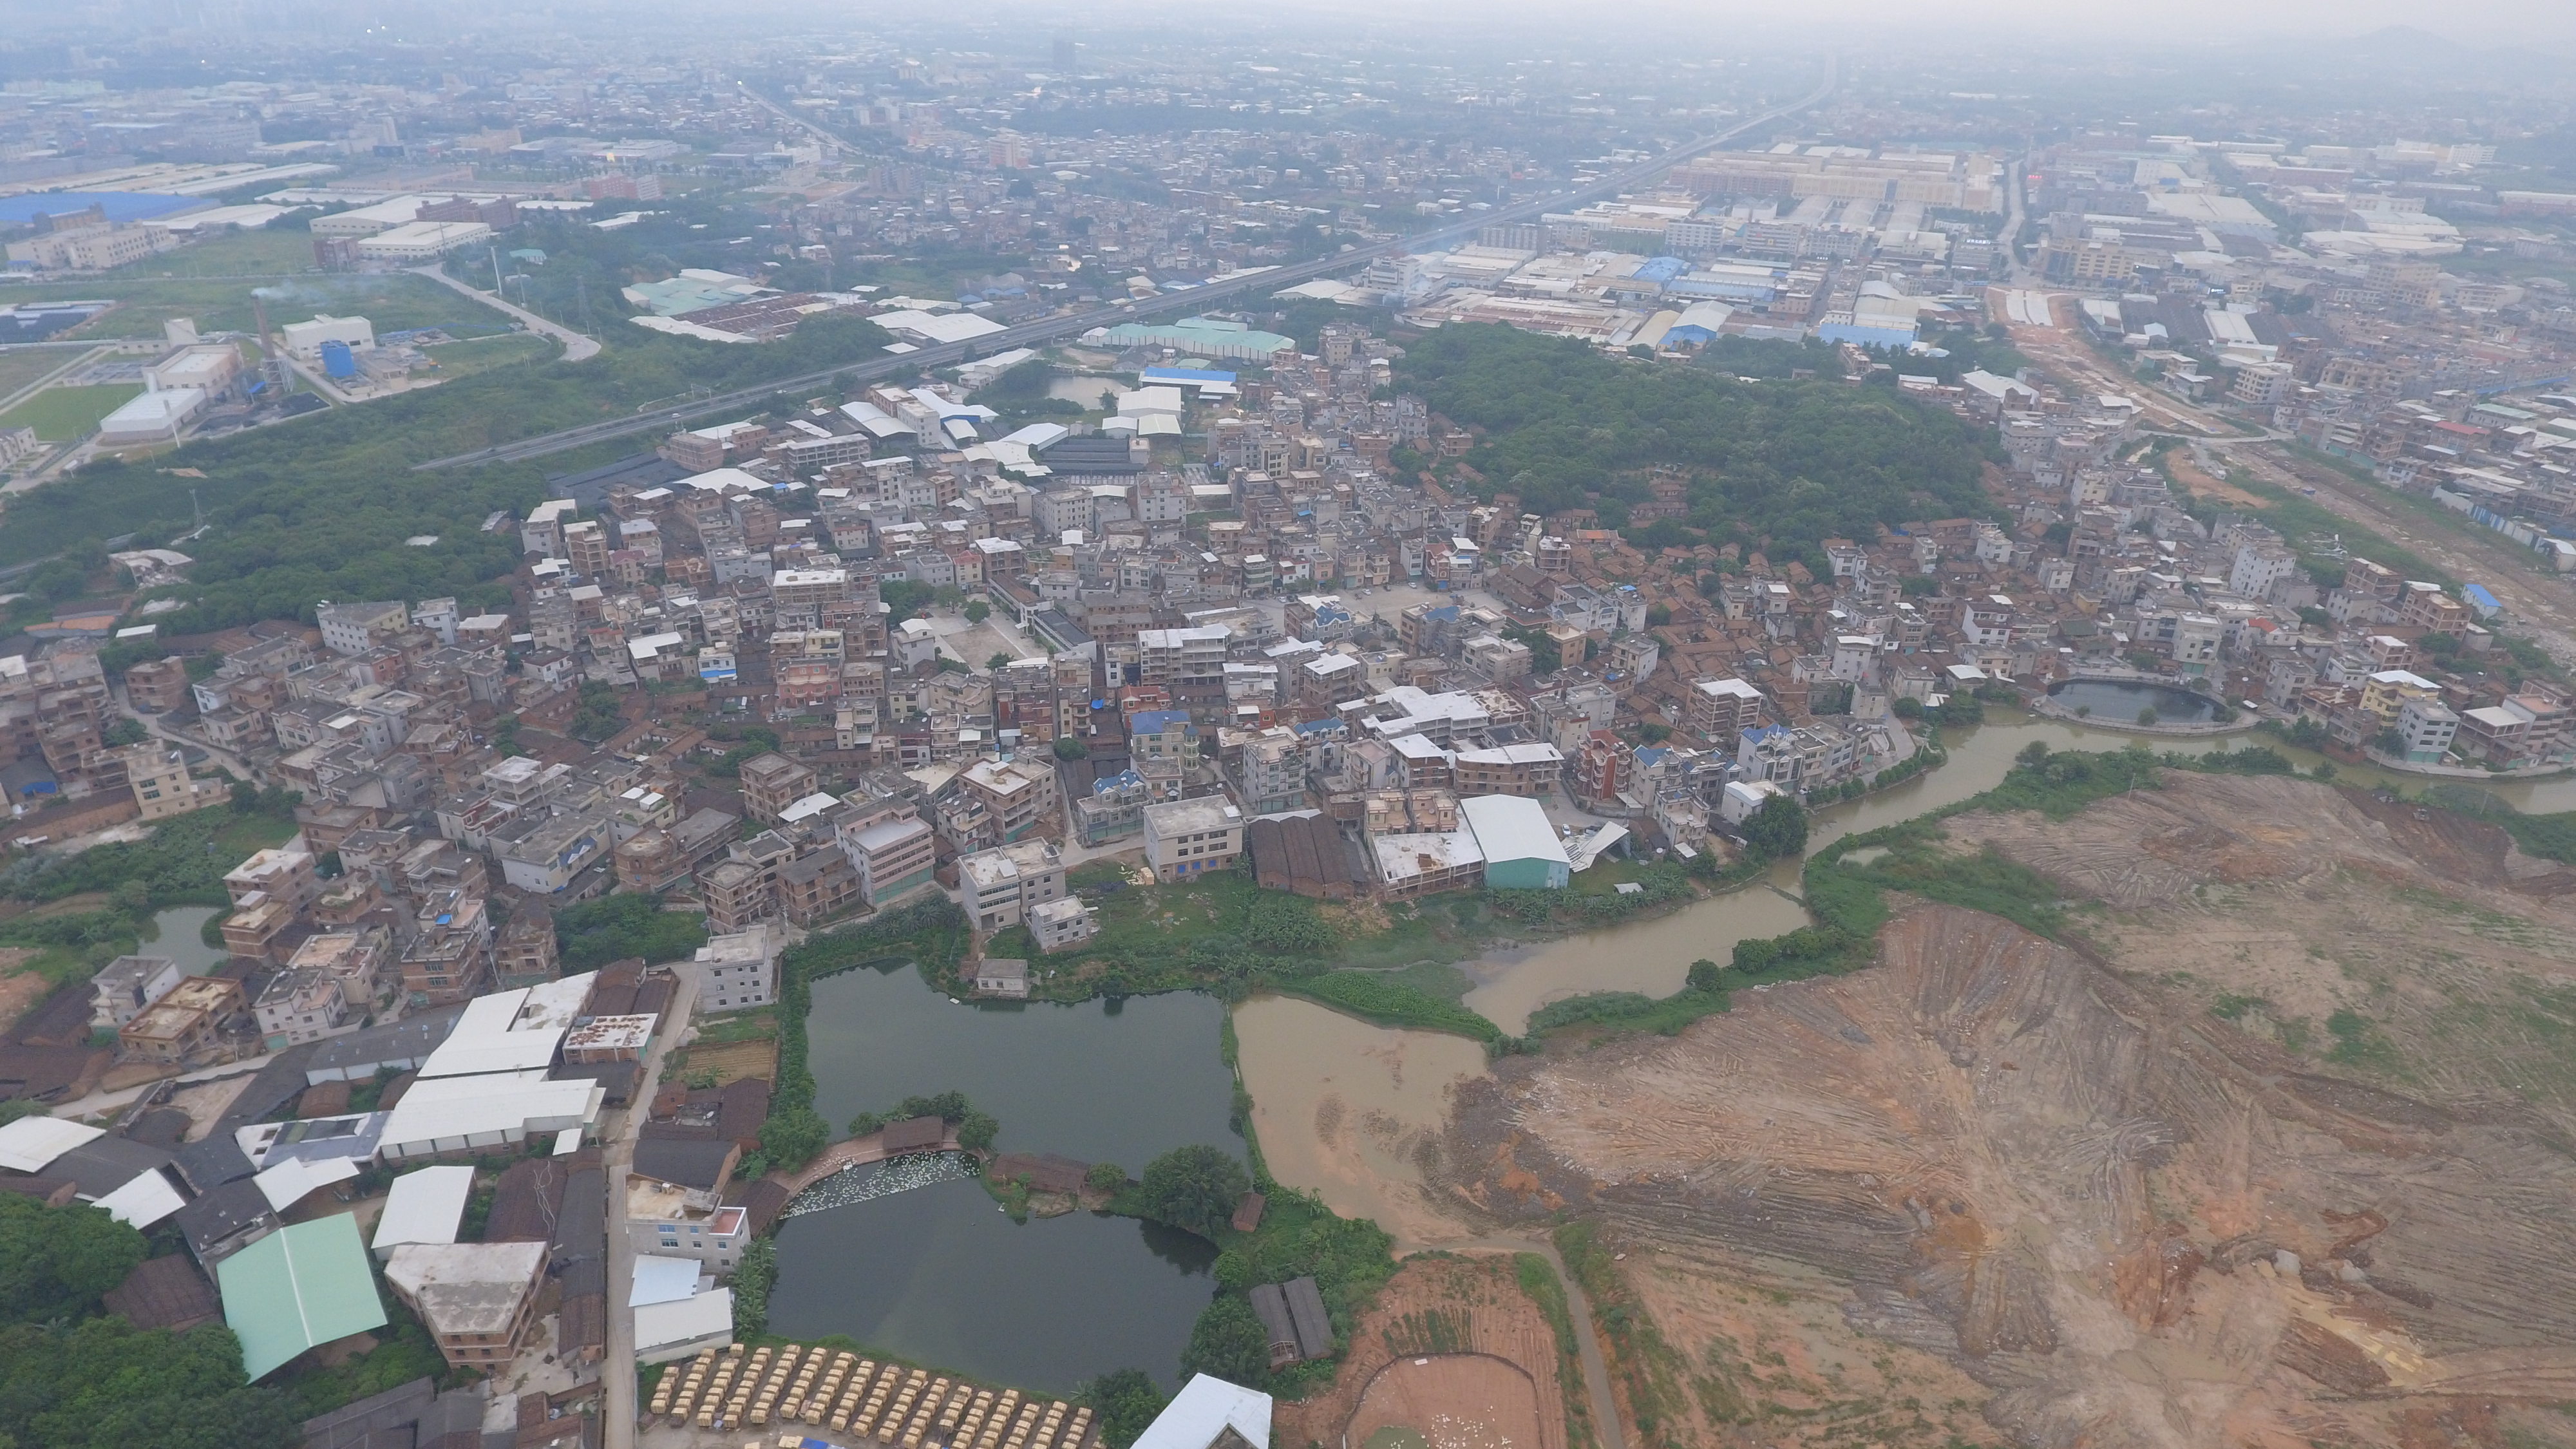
xmin=647 ymin=1341 xmax=1095 ymax=1449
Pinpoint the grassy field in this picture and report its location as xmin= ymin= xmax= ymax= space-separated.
xmin=0 ymin=383 xmax=142 ymax=440
xmin=12 ymin=273 xmax=516 ymax=343
xmin=0 ymin=347 xmax=86 ymax=404
xmin=420 ymin=330 xmax=557 ymax=379
xmin=95 ymin=227 xmax=323 ymax=279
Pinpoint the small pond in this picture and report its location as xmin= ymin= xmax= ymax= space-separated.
xmin=779 ymin=965 xmax=1243 ymax=1388
xmin=2045 ymin=677 xmax=2220 ymax=724
xmin=802 ymin=963 xmax=1238 ymax=1171
xmin=140 ymin=905 xmax=231 ymax=974
xmin=766 ymin=1175 xmax=1218 ymax=1394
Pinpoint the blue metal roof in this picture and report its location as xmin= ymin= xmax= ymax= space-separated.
xmin=1140 ymin=366 xmax=1237 ymax=385
xmin=1129 ymin=710 xmax=1193 ymax=734
xmin=0 ymin=191 xmax=202 ymax=224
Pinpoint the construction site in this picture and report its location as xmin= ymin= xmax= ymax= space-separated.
xmin=1437 ymin=771 xmax=2576 ymax=1448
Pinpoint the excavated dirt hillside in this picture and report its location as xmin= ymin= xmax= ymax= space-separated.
xmin=1448 ymin=898 xmax=2576 ymax=1448
xmin=1945 ymin=772 xmax=2576 ymax=1136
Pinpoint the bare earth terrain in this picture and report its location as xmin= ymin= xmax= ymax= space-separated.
xmin=1277 ymin=1257 xmax=1572 ymax=1449
xmin=1441 ymin=773 xmax=2576 ymax=1448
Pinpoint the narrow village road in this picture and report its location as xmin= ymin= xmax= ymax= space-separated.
xmin=605 ymin=961 xmax=700 ymax=1449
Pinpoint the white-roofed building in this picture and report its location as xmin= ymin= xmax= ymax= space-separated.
xmin=0 ymin=1115 xmax=102 ymax=1172
xmin=1460 ymin=794 xmax=1571 ymax=890
xmin=416 ymin=989 xmax=565 ymax=1078
xmin=377 ymin=1070 xmax=603 ymax=1161
xmin=254 ymin=1155 xmax=363 ymax=1212
xmin=93 ymin=1166 xmax=187 ymax=1228
xmin=634 ymin=1287 xmax=734 ymax=1364
xmin=871 ymin=309 xmax=1010 ymax=345
xmin=373 ymin=1165 xmax=474 ymax=1259
xmin=354 ymin=220 xmax=492 ymax=261
xmin=96 ymin=386 xmax=207 ymax=446
xmin=629 ymin=1254 xmax=704 ymax=1307
xmin=1132 ymin=1374 xmax=1273 ymax=1449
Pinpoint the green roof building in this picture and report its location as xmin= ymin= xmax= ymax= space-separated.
xmin=218 ymin=1213 xmax=390 ymax=1380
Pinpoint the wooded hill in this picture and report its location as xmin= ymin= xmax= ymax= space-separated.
xmin=1397 ymin=324 xmax=1999 ymax=564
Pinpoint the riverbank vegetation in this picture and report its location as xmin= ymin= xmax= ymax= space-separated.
xmin=980 ymin=849 xmax=1766 ymax=1041
xmin=1513 ymin=743 xmax=2309 ymax=1045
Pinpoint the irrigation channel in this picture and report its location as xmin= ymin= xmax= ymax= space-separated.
xmin=766 ymin=708 xmax=2576 ymax=1386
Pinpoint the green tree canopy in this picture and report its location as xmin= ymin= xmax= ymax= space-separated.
xmin=1078 ymin=1369 xmax=1168 ymax=1449
xmin=0 ymin=1198 xmax=145 ymax=1324
xmin=552 ymin=893 xmax=709 ymax=970
xmin=1400 ymin=325 xmax=1993 ymax=560
xmin=1137 ymin=1144 xmax=1250 ymax=1239
xmin=1177 ymin=1295 xmax=1270 ymax=1387
xmin=0 ymin=1316 xmax=299 ymax=1449
xmin=1741 ymin=793 xmax=1810 ymax=862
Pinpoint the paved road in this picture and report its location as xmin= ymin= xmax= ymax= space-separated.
xmin=411 ymin=265 xmax=603 ymax=362
xmin=414 ymin=58 xmax=1839 ymax=474
xmin=604 ymin=961 xmax=700 ymax=1449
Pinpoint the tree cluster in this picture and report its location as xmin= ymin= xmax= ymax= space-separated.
xmin=1135 ymin=1144 xmax=1249 ymax=1240
xmin=1399 ymin=325 xmax=1994 ymax=564
xmin=0 ymin=1196 xmax=301 ymax=1449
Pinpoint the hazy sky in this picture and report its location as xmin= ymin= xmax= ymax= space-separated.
xmin=1104 ymin=0 xmax=2576 ymax=47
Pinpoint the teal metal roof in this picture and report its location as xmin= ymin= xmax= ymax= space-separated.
xmin=218 ymin=1214 xmax=389 ymax=1380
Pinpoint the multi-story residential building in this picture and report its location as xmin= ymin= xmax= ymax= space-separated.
xmin=91 ymin=954 xmax=182 ymax=1032
xmin=317 ymin=600 xmax=409 ymax=656
xmin=1226 ymin=728 xmax=1308 ymax=815
xmin=624 ymin=1173 xmax=751 ymax=1271
xmin=493 ymin=808 xmax=614 ymax=895
xmin=1689 ymin=677 xmax=1766 ymax=742
xmin=254 ymin=966 xmax=349 ymax=1049
xmin=694 ymin=924 xmax=779 ymax=1012
xmin=697 ymin=858 xmax=773 ymax=932
xmin=384 ymin=1242 xmax=549 ymax=1372
xmin=119 ymin=744 xmax=220 ymax=820
xmin=1027 ymin=896 xmax=1100 ymax=952
xmin=737 ymin=753 xmax=820 ymax=824
xmin=777 ymin=846 xmax=866 ymax=924
xmin=220 ymin=895 xmax=299 ymax=963
xmin=1452 ymin=743 xmax=1564 ymax=798
xmin=2396 ymin=697 xmax=2459 ymax=763
xmin=118 ymin=976 xmax=243 ymax=1063
xmin=958 ymin=840 xmax=1068 ymax=933
xmin=958 ymin=758 xmax=1057 ymax=842
xmin=225 ymin=847 xmax=321 ymax=908
xmin=401 ymin=891 xmax=492 ymax=1006
xmin=493 ymin=908 xmax=560 ymax=990
xmin=1141 ymin=797 xmax=1245 ymax=882
xmin=838 ymin=803 xmax=938 ymax=905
